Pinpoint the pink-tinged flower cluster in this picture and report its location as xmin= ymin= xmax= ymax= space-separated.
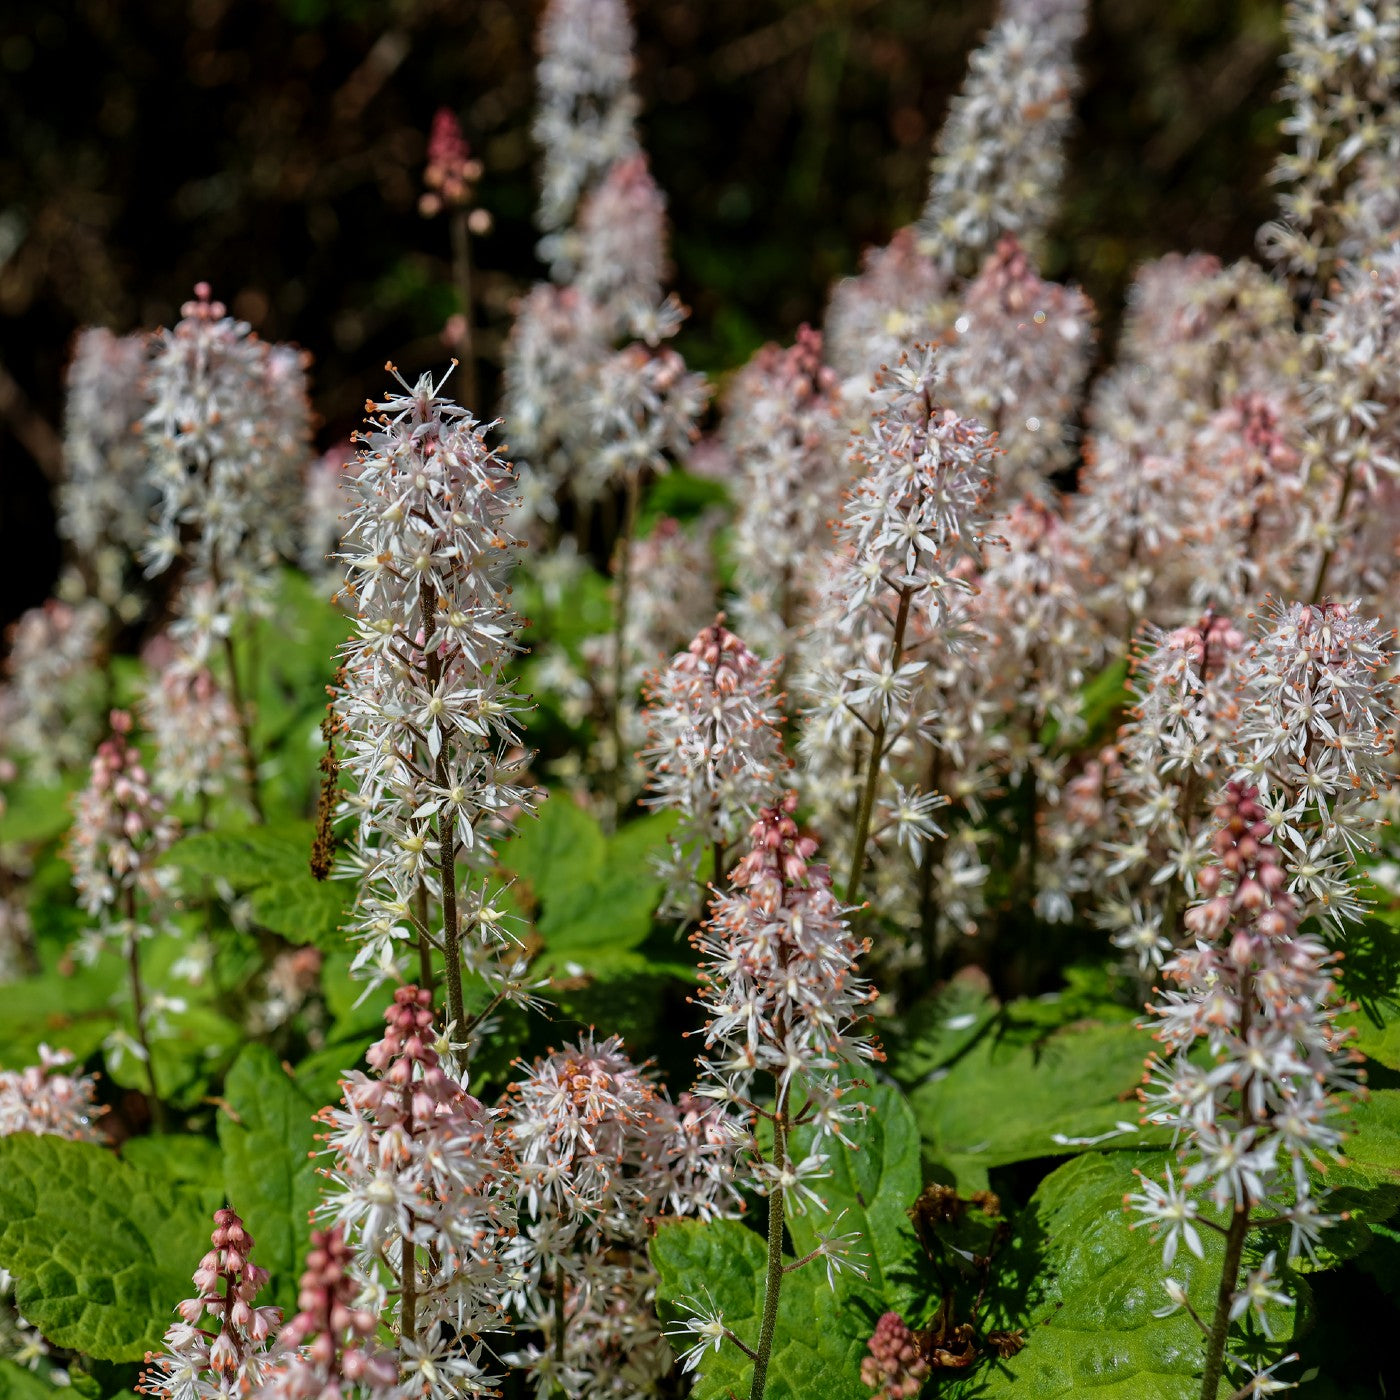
xmin=1093 ymin=612 xmax=1248 ymax=969
xmin=917 ymin=0 xmax=1087 ymax=274
xmin=692 ymin=797 xmax=880 ymax=1200
xmin=1297 ymin=246 xmax=1400 ymax=611
xmin=67 ymin=711 xmax=179 ymax=926
xmin=141 ymin=283 xmax=312 ymax=660
xmin=1133 ymin=782 xmax=1360 ymax=1301
xmin=334 ymin=369 xmax=538 ymax=994
xmin=725 ymin=325 xmax=847 ymax=656
xmin=57 ymin=327 xmax=152 ymax=622
xmin=1232 ymin=600 xmax=1397 ymax=930
xmin=860 ymin=1312 xmax=929 ymax=1400
xmin=141 ymin=638 xmax=245 ymax=806
xmin=640 ymin=618 xmax=786 ymax=917
xmin=0 ymin=1045 xmax=105 ymax=1141
xmin=301 ymin=441 xmax=359 ymax=583
xmin=823 ymin=227 xmax=951 ymax=385
xmin=575 ymin=153 xmax=669 ymax=331
xmin=316 ymin=986 xmax=516 ymax=1399
xmin=1261 ymin=0 xmax=1400 ymax=285
xmin=1068 ymin=255 xmax=1298 ymax=634
xmin=1180 ymin=392 xmax=1306 ymax=610
xmin=502 ymin=1032 xmax=739 ymax=1397
xmin=141 ymin=1208 xmax=284 ymax=1400
xmin=419 ymin=108 xmax=484 ymax=219
xmin=942 ymin=236 xmax=1095 ymax=508
xmin=0 ymin=598 xmax=106 ymax=781
xmin=255 ymin=1227 xmax=400 ymax=1400
xmin=798 ymin=348 xmax=998 ymax=899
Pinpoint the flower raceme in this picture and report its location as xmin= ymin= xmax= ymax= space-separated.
xmin=315 ymin=985 xmax=516 ymax=1399
xmin=640 ymin=617 xmax=786 ymax=916
xmin=140 ymin=1208 xmax=284 ymax=1400
xmin=691 ymin=794 xmax=881 ymax=1203
xmin=333 ymin=367 xmax=538 ymax=1020
xmin=1130 ymin=780 xmax=1362 ymax=1392
xmin=502 ymin=1033 xmax=739 ymax=1396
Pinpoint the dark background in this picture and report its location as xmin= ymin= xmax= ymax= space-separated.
xmin=0 ymin=0 xmax=1285 ymax=633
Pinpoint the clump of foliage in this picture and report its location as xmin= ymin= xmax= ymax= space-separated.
xmin=1 ymin=2 xmax=1399 ymax=1398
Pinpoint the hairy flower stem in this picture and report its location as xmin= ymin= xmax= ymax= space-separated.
xmin=450 ymin=209 xmax=478 ymax=412
xmin=1199 ymin=970 xmax=1256 ymax=1399
xmin=750 ymin=1094 xmax=789 ymax=1400
xmin=220 ymin=632 xmax=264 ymax=823
xmin=845 ymin=585 xmax=913 ymax=903
xmin=400 ymin=1078 xmax=420 ymax=1348
xmin=1309 ymin=460 xmax=1355 ymax=605
xmin=123 ymin=887 xmax=165 ymax=1131
xmin=605 ymin=473 xmax=642 ymax=832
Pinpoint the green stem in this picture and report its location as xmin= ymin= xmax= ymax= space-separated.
xmin=220 ymin=632 xmax=264 ymax=823
xmin=123 ymin=888 xmax=165 ymax=1132
xmin=434 ymin=784 xmax=464 ymax=1034
xmin=749 ymin=1097 xmax=788 ymax=1400
xmin=845 ymin=585 xmax=913 ymax=903
xmin=1199 ymin=968 xmax=1256 ymax=1399
xmin=605 ymin=473 xmax=642 ymax=833
xmin=1198 ymin=1207 xmax=1249 ymax=1400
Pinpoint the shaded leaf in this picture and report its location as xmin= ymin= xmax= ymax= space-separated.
xmin=0 ymin=1135 xmax=216 ymax=1362
xmin=650 ymin=1217 xmax=868 ymax=1400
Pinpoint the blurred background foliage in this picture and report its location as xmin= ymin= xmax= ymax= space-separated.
xmin=0 ymin=0 xmax=1284 ymax=632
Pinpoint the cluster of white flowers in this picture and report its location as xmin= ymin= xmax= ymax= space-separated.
xmin=316 ymin=986 xmax=516 ymax=1399
xmin=503 ymin=1032 xmax=739 ymax=1396
xmin=533 ymin=0 xmax=641 ymax=252
xmin=0 ymin=599 xmax=106 ymax=781
xmin=691 ymin=796 xmax=879 ymax=1195
xmin=334 ymin=369 xmax=539 ymax=1022
xmin=141 ymin=632 xmax=246 ymax=807
xmin=1232 ymin=600 xmax=1397 ymax=929
xmin=56 ymin=327 xmax=152 ymax=623
xmin=672 ymin=798 xmax=876 ymax=1379
xmin=724 ymin=325 xmax=847 ymax=658
xmin=140 ymin=1208 xmax=285 ymax=1400
xmin=1261 ymin=0 xmax=1400 ymax=286
xmin=141 ymin=283 xmax=312 ymax=661
xmin=1130 ymin=781 xmax=1361 ymax=1389
xmin=66 ymin=710 xmax=179 ymax=937
xmin=0 ymin=1044 xmax=104 ymax=1141
xmin=640 ymin=618 xmax=786 ymax=916
xmin=940 ymin=236 xmax=1094 ymax=508
xmin=798 ymin=347 xmax=998 ymax=901
xmin=1297 ymin=246 xmax=1400 ymax=608
xmin=1068 ymin=255 xmax=1300 ymax=635
xmin=917 ymin=0 xmax=1087 ymax=274
xmin=1091 ymin=613 xmax=1249 ymax=969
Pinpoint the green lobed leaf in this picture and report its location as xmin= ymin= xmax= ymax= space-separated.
xmin=0 ymin=1134 xmax=218 ymax=1362
xmin=0 ymin=778 xmax=80 ymax=847
xmin=898 ymin=1009 xmax=1160 ymax=1186
xmin=971 ymin=1151 xmax=1291 ymax=1399
xmin=219 ymin=1045 xmax=322 ymax=1316
xmin=498 ymin=800 xmax=678 ymax=972
xmin=786 ymin=1078 xmax=925 ymax=1315
xmin=650 ymin=1218 xmax=869 ymax=1400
